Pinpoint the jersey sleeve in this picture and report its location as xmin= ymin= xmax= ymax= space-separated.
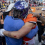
xmin=24 ymin=14 xmax=37 ymax=23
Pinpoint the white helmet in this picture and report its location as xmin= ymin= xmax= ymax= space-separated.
xmin=6 ymin=3 xmax=15 ymax=12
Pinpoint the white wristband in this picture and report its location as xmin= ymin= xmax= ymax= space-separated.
xmin=0 ymin=29 xmax=5 ymax=36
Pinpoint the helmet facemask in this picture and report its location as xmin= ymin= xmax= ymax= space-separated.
xmin=13 ymin=9 xmax=21 ymax=18
xmin=13 ymin=8 xmax=28 ymax=18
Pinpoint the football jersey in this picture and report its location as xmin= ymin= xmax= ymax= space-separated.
xmin=23 ymin=14 xmax=37 ymax=41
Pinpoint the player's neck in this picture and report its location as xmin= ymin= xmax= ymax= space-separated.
xmin=8 ymin=11 xmax=12 ymax=16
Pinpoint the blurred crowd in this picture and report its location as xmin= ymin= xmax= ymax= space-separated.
xmin=0 ymin=1 xmax=44 ymax=16
xmin=30 ymin=1 xmax=43 ymax=7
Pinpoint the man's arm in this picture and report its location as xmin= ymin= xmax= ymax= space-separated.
xmin=25 ymin=26 xmax=38 ymax=39
xmin=3 ymin=22 xmax=35 ymax=39
xmin=33 ymin=13 xmax=45 ymax=25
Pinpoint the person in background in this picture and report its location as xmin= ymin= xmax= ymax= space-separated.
xmin=37 ymin=13 xmax=44 ymax=45
xmin=33 ymin=8 xmax=45 ymax=45
xmin=0 ymin=6 xmax=8 ymax=45
xmin=0 ymin=17 xmax=2 ymax=45
xmin=0 ymin=15 xmax=6 ymax=45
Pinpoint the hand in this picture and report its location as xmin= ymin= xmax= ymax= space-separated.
xmin=32 ymin=13 xmax=40 ymax=18
xmin=0 ymin=29 xmax=5 ymax=36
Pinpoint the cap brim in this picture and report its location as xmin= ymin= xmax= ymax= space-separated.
xmin=5 ymin=9 xmax=11 ymax=12
xmin=5 ymin=3 xmax=15 ymax=12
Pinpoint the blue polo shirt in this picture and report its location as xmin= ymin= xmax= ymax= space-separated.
xmin=3 ymin=15 xmax=38 ymax=45
xmin=4 ymin=15 xmax=24 ymax=45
